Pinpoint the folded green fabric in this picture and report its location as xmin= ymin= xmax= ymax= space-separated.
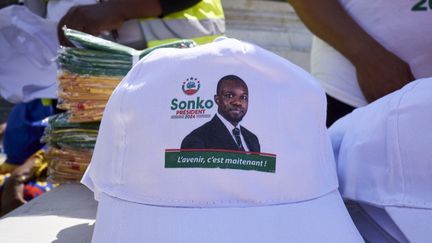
xmin=42 ymin=113 xmax=100 ymax=149
xmin=64 ymin=27 xmax=138 ymax=56
xmin=58 ymin=28 xmax=197 ymax=76
xmin=45 ymin=113 xmax=100 ymax=130
xmin=63 ymin=27 xmax=197 ymax=58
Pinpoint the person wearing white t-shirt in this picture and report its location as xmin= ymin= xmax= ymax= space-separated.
xmin=288 ymin=0 xmax=432 ymax=126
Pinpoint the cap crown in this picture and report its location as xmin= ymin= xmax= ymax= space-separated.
xmin=84 ymin=38 xmax=337 ymax=207
xmin=0 ymin=5 xmax=58 ymax=103
xmin=331 ymin=78 xmax=432 ymax=208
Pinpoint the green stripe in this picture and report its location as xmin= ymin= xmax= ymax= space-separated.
xmin=165 ymin=150 xmax=276 ymax=173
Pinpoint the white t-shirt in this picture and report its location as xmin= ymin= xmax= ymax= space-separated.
xmin=311 ymin=0 xmax=432 ymax=107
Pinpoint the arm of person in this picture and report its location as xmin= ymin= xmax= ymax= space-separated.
xmin=57 ymin=0 xmax=201 ymax=46
xmin=287 ymin=0 xmax=414 ymax=103
xmin=0 ymin=155 xmax=37 ymax=215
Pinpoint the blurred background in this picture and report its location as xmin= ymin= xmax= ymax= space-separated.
xmin=0 ymin=0 xmax=312 ymax=126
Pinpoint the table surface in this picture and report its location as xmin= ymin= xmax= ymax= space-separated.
xmin=0 ymin=183 xmax=97 ymax=243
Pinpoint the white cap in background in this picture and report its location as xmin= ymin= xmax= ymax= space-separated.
xmin=330 ymin=78 xmax=432 ymax=242
xmin=0 ymin=5 xmax=58 ymax=103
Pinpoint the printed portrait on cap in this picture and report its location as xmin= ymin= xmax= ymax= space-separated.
xmin=168 ymin=73 xmax=274 ymax=173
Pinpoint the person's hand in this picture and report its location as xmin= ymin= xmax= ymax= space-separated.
xmin=1 ymin=173 xmax=27 ymax=215
xmin=353 ymin=50 xmax=415 ymax=103
xmin=0 ymin=154 xmax=38 ymax=215
xmin=57 ymin=2 xmax=125 ymax=46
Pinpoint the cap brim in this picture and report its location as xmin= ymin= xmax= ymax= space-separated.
xmin=91 ymin=190 xmax=362 ymax=243
xmin=385 ymin=206 xmax=432 ymax=242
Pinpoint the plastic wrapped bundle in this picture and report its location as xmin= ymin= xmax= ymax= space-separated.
xmin=42 ymin=113 xmax=99 ymax=183
xmin=47 ymin=28 xmax=197 ymax=182
xmin=45 ymin=147 xmax=93 ymax=183
xmin=56 ymin=27 xmax=197 ymax=122
xmin=57 ymin=72 xmax=121 ymax=122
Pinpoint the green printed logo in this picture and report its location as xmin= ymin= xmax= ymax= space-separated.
xmin=165 ymin=149 xmax=276 ymax=173
xmin=411 ymin=0 xmax=432 ymax=11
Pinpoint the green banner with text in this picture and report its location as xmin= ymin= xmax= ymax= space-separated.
xmin=165 ymin=149 xmax=276 ymax=173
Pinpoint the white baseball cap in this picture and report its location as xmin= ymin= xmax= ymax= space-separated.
xmin=82 ymin=37 xmax=362 ymax=243
xmin=330 ymin=78 xmax=432 ymax=242
xmin=0 ymin=5 xmax=58 ymax=103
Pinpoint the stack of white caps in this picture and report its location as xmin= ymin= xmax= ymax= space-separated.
xmin=330 ymin=78 xmax=432 ymax=242
xmin=82 ymin=37 xmax=362 ymax=242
